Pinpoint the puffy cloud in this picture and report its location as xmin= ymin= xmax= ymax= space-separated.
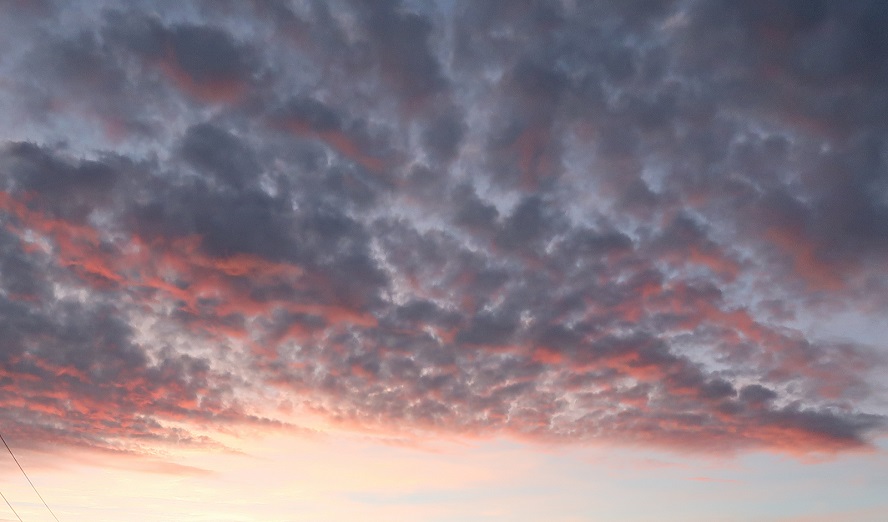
xmin=102 ymin=10 xmax=263 ymax=103
xmin=0 ymin=0 xmax=884 ymax=458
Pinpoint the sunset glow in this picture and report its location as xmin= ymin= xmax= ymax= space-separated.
xmin=0 ymin=1 xmax=887 ymax=521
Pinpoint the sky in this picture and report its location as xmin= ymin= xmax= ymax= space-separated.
xmin=0 ymin=0 xmax=887 ymax=520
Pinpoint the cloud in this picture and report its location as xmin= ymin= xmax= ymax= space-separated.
xmin=0 ymin=0 xmax=885 ymax=458
xmin=270 ymin=96 xmax=391 ymax=173
xmin=348 ymin=0 xmax=447 ymax=101
xmin=102 ymin=10 xmax=262 ymax=104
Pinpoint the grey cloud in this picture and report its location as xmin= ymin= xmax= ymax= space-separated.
xmin=739 ymin=384 xmax=779 ymax=405
xmin=451 ymin=183 xmax=498 ymax=232
xmin=422 ymin=111 xmax=466 ymax=162
xmin=134 ymin=184 xmax=298 ymax=261
xmin=101 ymin=10 xmax=262 ymax=104
xmin=762 ymin=406 xmax=884 ymax=446
xmin=349 ymin=0 xmax=446 ymax=99
xmin=0 ymin=228 xmax=51 ymax=300
xmin=699 ymin=379 xmax=737 ymax=400
xmin=0 ymin=275 xmax=245 ymax=451
xmin=496 ymin=195 xmax=566 ymax=251
xmin=0 ymin=0 xmax=885 ymax=456
xmin=455 ymin=311 xmax=518 ymax=347
xmin=275 ymin=97 xmax=342 ymax=132
xmin=2 ymin=142 xmax=117 ymax=198
xmin=165 ymin=25 xmax=257 ymax=84
xmin=179 ymin=123 xmax=261 ymax=189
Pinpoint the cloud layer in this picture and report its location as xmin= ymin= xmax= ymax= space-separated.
xmin=0 ymin=0 xmax=886 ymax=455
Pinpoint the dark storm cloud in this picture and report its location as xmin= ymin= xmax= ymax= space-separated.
xmin=0 ymin=0 xmax=885 ymax=456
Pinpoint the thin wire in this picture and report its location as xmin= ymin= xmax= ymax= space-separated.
xmin=0 ymin=488 xmax=23 ymax=522
xmin=0 ymin=433 xmax=58 ymax=522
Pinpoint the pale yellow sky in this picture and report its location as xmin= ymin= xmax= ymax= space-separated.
xmin=1 ymin=431 xmax=886 ymax=522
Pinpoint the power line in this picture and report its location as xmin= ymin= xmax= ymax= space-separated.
xmin=0 ymin=432 xmax=59 ymax=522
xmin=0 ymin=488 xmax=23 ymax=522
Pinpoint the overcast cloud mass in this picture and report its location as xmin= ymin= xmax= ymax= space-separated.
xmin=1 ymin=0 xmax=887 ymax=460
